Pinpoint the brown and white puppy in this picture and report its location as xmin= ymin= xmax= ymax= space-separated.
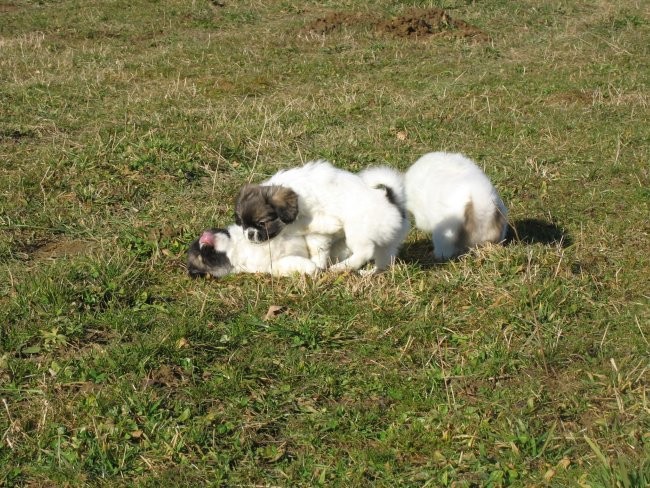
xmin=405 ymin=152 xmax=508 ymax=260
xmin=235 ymin=161 xmax=409 ymax=274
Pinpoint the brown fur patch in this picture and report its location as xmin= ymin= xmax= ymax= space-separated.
xmin=263 ymin=186 xmax=299 ymax=223
xmin=455 ymin=199 xmax=476 ymax=254
xmin=488 ymin=206 xmax=508 ymax=244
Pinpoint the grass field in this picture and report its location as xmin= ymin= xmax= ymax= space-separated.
xmin=1 ymin=0 xmax=649 ymax=485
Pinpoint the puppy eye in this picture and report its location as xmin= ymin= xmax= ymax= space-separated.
xmin=257 ymin=221 xmax=268 ymax=228
xmin=234 ymin=214 xmax=242 ymax=226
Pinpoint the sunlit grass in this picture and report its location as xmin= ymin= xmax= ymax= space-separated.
xmin=1 ymin=0 xmax=648 ymax=485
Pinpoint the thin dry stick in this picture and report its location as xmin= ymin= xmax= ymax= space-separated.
xmin=2 ymin=398 xmax=15 ymax=449
xmin=600 ymin=322 xmax=610 ymax=350
xmin=635 ymin=315 xmax=649 ymax=347
xmin=247 ymin=109 xmax=268 ymax=183
xmin=264 ymin=222 xmax=276 ymax=299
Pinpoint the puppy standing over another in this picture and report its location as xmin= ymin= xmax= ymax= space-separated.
xmin=235 ymin=161 xmax=409 ymax=274
xmin=405 ymin=152 xmax=508 ymax=261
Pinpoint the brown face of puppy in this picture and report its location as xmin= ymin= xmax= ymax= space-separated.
xmin=234 ymin=184 xmax=299 ymax=242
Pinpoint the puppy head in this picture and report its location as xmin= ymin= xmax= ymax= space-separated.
xmin=187 ymin=228 xmax=234 ymax=278
xmin=234 ymin=184 xmax=299 ymax=242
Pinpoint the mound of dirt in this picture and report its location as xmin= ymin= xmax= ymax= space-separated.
xmin=377 ymin=8 xmax=487 ymax=40
xmin=302 ymin=8 xmax=488 ymax=41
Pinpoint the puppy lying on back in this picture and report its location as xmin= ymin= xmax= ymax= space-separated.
xmin=405 ymin=152 xmax=508 ymax=260
xmin=234 ymin=161 xmax=409 ymax=274
xmin=187 ymin=225 xmax=350 ymax=278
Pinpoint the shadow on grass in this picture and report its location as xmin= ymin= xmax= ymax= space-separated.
xmin=399 ymin=238 xmax=439 ymax=269
xmin=507 ymin=218 xmax=572 ymax=247
xmin=399 ymin=218 xmax=572 ymax=268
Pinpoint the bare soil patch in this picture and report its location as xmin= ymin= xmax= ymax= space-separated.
xmin=303 ymin=12 xmax=368 ymax=35
xmin=27 ymin=239 xmax=91 ymax=261
xmin=0 ymin=3 xmax=20 ymax=13
xmin=377 ymin=8 xmax=487 ymax=40
xmin=302 ymin=8 xmax=488 ymax=41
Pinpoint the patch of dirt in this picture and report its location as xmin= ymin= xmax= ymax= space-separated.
xmin=143 ymin=364 xmax=188 ymax=388
xmin=29 ymin=239 xmax=91 ymax=260
xmin=377 ymin=8 xmax=487 ymax=40
xmin=303 ymin=12 xmax=367 ymax=35
xmin=546 ymin=89 xmax=594 ymax=107
xmin=302 ymin=8 xmax=488 ymax=41
xmin=0 ymin=4 xmax=20 ymax=13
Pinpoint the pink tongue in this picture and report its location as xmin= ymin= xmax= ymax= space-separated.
xmin=199 ymin=231 xmax=215 ymax=247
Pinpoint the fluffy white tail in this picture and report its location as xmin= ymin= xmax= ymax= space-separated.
xmin=358 ymin=166 xmax=407 ymax=210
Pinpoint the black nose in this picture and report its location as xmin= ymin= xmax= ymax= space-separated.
xmin=246 ymin=229 xmax=257 ymax=241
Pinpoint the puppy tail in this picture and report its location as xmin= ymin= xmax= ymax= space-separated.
xmin=358 ymin=166 xmax=407 ymax=215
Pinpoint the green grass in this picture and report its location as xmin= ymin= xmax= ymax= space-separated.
xmin=1 ymin=0 xmax=649 ymax=486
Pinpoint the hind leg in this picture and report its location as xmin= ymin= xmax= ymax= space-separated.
xmin=364 ymin=219 xmax=409 ymax=274
xmin=358 ymin=245 xmax=394 ymax=276
xmin=432 ymin=226 xmax=463 ymax=261
xmin=328 ymin=233 xmax=375 ymax=273
xmin=305 ymin=234 xmax=333 ymax=269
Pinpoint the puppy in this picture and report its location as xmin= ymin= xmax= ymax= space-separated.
xmin=187 ymin=225 xmax=350 ymax=278
xmin=235 ymin=161 xmax=409 ymax=273
xmin=405 ymin=151 xmax=508 ymax=260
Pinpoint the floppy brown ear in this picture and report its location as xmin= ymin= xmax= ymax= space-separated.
xmin=235 ymin=183 xmax=264 ymax=220
xmin=235 ymin=184 xmax=258 ymax=213
xmin=264 ymin=185 xmax=299 ymax=223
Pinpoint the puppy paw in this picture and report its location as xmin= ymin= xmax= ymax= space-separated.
xmin=359 ymin=266 xmax=382 ymax=276
xmin=328 ymin=262 xmax=349 ymax=273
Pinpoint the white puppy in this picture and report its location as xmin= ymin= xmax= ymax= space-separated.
xmin=405 ymin=152 xmax=508 ymax=260
xmin=187 ymin=225 xmax=350 ymax=278
xmin=234 ymin=161 xmax=409 ymax=273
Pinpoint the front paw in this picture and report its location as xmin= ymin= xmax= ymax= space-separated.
xmin=328 ymin=262 xmax=351 ymax=273
xmin=310 ymin=256 xmax=329 ymax=270
xmin=359 ymin=267 xmax=380 ymax=276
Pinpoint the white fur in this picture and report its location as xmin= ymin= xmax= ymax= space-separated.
xmin=358 ymin=166 xmax=407 ymax=210
xmin=217 ymin=224 xmax=319 ymax=276
xmin=405 ymin=152 xmax=508 ymax=260
xmin=216 ymin=225 xmax=351 ymax=276
xmin=263 ymin=161 xmax=410 ymax=273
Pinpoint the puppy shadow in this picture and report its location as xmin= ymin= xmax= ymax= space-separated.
xmin=399 ymin=238 xmax=440 ymax=269
xmin=400 ymin=218 xmax=571 ymax=269
xmin=507 ymin=218 xmax=572 ymax=248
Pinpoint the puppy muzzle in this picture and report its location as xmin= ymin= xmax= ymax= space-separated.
xmin=246 ymin=228 xmax=261 ymax=242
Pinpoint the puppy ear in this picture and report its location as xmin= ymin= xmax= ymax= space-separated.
xmin=235 ymin=184 xmax=257 ymax=217
xmin=264 ymin=186 xmax=299 ymax=223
